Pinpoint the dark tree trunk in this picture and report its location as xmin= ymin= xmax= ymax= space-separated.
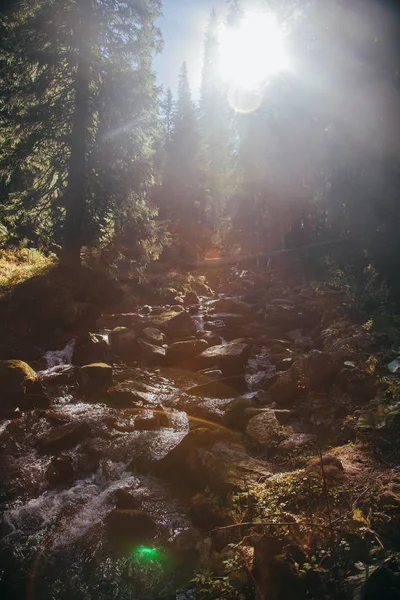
xmin=61 ymin=0 xmax=92 ymax=268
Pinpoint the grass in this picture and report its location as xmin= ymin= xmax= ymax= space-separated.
xmin=0 ymin=248 xmax=56 ymax=294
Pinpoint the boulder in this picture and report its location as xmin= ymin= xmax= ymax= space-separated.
xmin=135 ymin=406 xmax=169 ymax=430
xmin=279 ymin=433 xmax=316 ymax=452
xmin=105 ymin=509 xmax=158 ymax=547
xmin=201 ymin=331 xmax=221 ymax=347
xmin=223 ymin=396 xmax=257 ymax=431
xmin=154 ymin=427 xmax=271 ymax=493
xmin=46 ymin=453 xmax=74 ymax=486
xmin=114 ymin=488 xmax=142 ymax=510
xmin=245 ymin=410 xmax=289 ymax=449
xmin=187 ymin=376 xmax=248 ymax=399
xmin=148 ymin=307 xmax=197 ymax=340
xmin=166 ymin=339 xmax=208 ymax=364
xmin=137 ymin=339 xmax=166 ymax=365
xmin=141 ymin=327 xmax=166 ymax=347
xmin=39 ymin=422 xmax=92 ymax=454
xmin=196 ymin=368 xmax=224 ymax=380
xmin=305 ymin=454 xmax=344 ymax=477
xmin=195 ymin=343 xmax=251 ymax=373
xmin=0 ymin=359 xmax=42 ymax=412
xmin=80 ymin=363 xmax=113 ymax=395
xmin=72 ymin=332 xmax=110 ymax=366
xmin=108 ymin=327 xmax=140 ymax=357
xmin=184 ymin=291 xmax=199 ymax=306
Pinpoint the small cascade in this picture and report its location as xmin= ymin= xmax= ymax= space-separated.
xmin=43 ymin=339 xmax=75 ymax=368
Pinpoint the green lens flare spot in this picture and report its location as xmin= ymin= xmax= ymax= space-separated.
xmin=132 ymin=545 xmax=160 ymax=562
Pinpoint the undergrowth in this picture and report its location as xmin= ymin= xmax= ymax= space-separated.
xmin=0 ymin=248 xmax=55 ymax=293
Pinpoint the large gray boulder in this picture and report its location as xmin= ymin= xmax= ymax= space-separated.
xmin=195 ymin=343 xmax=251 ymax=372
xmin=166 ymin=339 xmax=208 ymax=364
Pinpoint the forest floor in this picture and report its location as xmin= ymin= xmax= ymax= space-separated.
xmin=0 ymin=257 xmax=399 ymax=600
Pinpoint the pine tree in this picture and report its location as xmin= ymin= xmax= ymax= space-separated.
xmin=0 ymin=0 xmax=162 ymax=266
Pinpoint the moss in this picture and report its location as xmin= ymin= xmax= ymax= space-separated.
xmin=0 ymin=359 xmax=37 ymax=394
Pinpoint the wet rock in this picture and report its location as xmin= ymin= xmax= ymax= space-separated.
xmin=72 ymin=332 xmax=110 ymax=366
xmin=196 ymin=368 xmax=224 ymax=380
xmin=141 ymin=326 xmax=166 ymax=347
xmin=188 ymin=305 xmax=200 ymax=315
xmin=39 ymin=365 xmax=77 ymax=385
xmin=189 ymin=493 xmax=229 ymax=529
xmin=264 ymin=350 xmax=340 ymax=406
xmin=114 ymin=488 xmax=142 ymax=510
xmin=201 ymin=331 xmax=222 ymax=346
xmin=170 ymin=528 xmax=203 ymax=562
xmin=355 ymin=557 xmax=400 ymax=600
xmin=166 ymin=339 xmax=209 ymax=364
xmin=103 ymin=382 xmax=151 ymax=408
xmin=184 ymin=290 xmax=199 ymax=305
xmin=187 ymin=376 xmax=248 ymax=399
xmin=195 ymin=343 xmax=251 ymax=373
xmin=155 ymin=427 xmax=271 ymax=493
xmin=76 ymin=441 xmax=103 ymax=475
xmin=137 ymin=339 xmax=166 ymax=365
xmin=80 ymin=363 xmax=113 ymax=395
xmin=203 ymin=319 xmax=225 ymax=331
xmin=46 ymin=453 xmax=74 ymax=486
xmin=39 ymin=422 xmax=92 ymax=454
xmin=246 ymin=411 xmax=289 ymax=449
xmin=105 ymin=509 xmax=158 ymax=547
xmin=135 ymin=407 xmax=169 ymax=430
xmin=208 ymin=313 xmax=255 ymax=327
xmin=97 ymin=312 xmax=146 ymax=329
xmin=223 ymin=396 xmax=257 ymax=431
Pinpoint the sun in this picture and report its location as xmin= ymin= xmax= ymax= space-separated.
xmin=218 ymin=11 xmax=288 ymax=92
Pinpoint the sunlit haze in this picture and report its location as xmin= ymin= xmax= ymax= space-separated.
xmin=219 ymin=12 xmax=289 ymax=90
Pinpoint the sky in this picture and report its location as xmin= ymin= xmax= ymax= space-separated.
xmin=153 ymin=0 xmax=227 ymax=97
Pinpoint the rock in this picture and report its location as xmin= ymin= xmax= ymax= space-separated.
xmin=114 ymin=488 xmax=142 ymax=510
xmin=103 ymin=382 xmax=151 ymax=408
xmin=166 ymin=339 xmax=209 ymax=365
xmin=195 ymin=343 xmax=251 ymax=373
xmin=208 ymin=313 xmax=255 ymax=327
xmin=210 ymin=297 xmax=252 ymax=315
xmin=39 ymin=365 xmax=77 ymax=385
xmin=184 ymin=291 xmax=199 ymax=306
xmin=246 ymin=410 xmax=289 ymax=449
xmin=0 ymin=359 xmax=41 ymax=412
xmin=170 ymin=528 xmax=203 ymax=562
xmin=108 ymin=327 xmax=140 ymax=357
xmin=97 ymin=313 xmax=146 ymax=329
xmin=187 ymin=376 xmax=248 ymax=399
xmin=46 ymin=453 xmax=74 ymax=486
xmin=80 ymin=363 xmax=113 ymax=395
xmin=141 ymin=327 xmax=166 ymax=347
xmin=305 ymin=454 xmax=344 ymax=477
xmin=203 ymin=320 xmax=225 ymax=331
xmin=72 ymin=332 xmax=110 ymax=366
xmin=265 ymin=350 xmax=340 ymax=406
xmin=355 ymin=557 xmax=400 ymax=600
xmin=39 ymin=422 xmax=92 ymax=454
xmin=154 ymin=427 xmax=271 ymax=493
xmin=201 ymin=331 xmax=222 ymax=346
xmin=137 ymin=339 xmax=166 ymax=365
xmin=188 ymin=305 xmax=199 ymax=315
xmin=279 ymin=433 xmax=316 ymax=452
xmin=148 ymin=307 xmax=197 ymax=340
xmin=105 ymin=509 xmax=158 ymax=547
xmin=223 ymin=397 xmax=257 ymax=431
xmin=135 ymin=411 xmax=159 ymax=430
xmin=196 ymin=368 xmax=224 ymax=380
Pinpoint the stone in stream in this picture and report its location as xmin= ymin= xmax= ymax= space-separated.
xmin=39 ymin=422 xmax=92 ymax=454
xmin=195 ymin=343 xmax=251 ymax=373
xmin=137 ymin=339 xmax=166 ymax=365
xmin=166 ymin=339 xmax=208 ymax=365
xmin=223 ymin=396 xmax=257 ymax=431
xmin=201 ymin=331 xmax=221 ymax=346
xmin=108 ymin=326 xmax=140 ymax=356
xmin=154 ymin=427 xmax=271 ymax=493
xmin=72 ymin=332 xmax=110 ymax=366
xmin=187 ymin=376 xmax=248 ymax=399
xmin=80 ymin=363 xmax=113 ymax=395
xmin=141 ymin=326 xmax=166 ymax=347
xmin=135 ymin=405 xmax=169 ymax=430
xmin=184 ymin=290 xmax=199 ymax=305
xmin=114 ymin=488 xmax=142 ymax=510
xmin=103 ymin=382 xmax=152 ymax=408
xmin=46 ymin=453 xmax=74 ymax=486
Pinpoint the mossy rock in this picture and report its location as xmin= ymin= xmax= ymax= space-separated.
xmin=0 ymin=360 xmax=37 ymax=393
xmin=80 ymin=363 xmax=113 ymax=395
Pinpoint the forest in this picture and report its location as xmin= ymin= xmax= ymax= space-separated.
xmin=0 ymin=0 xmax=400 ymax=599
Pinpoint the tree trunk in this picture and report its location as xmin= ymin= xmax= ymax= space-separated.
xmin=61 ymin=0 xmax=92 ymax=268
